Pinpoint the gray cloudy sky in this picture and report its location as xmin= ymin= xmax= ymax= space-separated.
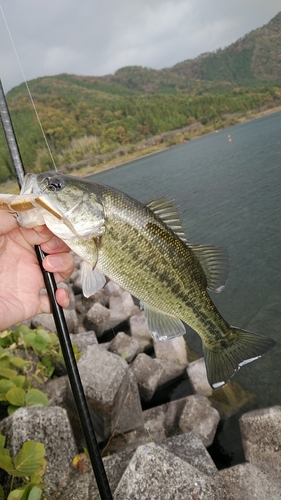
xmin=1 ymin=0 xmax=280 ymax=92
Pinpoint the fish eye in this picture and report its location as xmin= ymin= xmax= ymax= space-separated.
xmin=46 ymin=178 xmax=63 ymax=192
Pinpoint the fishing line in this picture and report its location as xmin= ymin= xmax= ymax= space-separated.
xmin=0 ymin=3 xmax=58 ymax=172
xmin=0 ymin=6 xmax=113 ymax=498
xmin=0 ymin=78 xmax=113 ymax=500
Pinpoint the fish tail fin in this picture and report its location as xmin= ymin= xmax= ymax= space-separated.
xmin=202 ymin=327 xmax=276 ymax=390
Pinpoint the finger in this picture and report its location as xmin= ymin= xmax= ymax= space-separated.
xmin=41 ymin=235 xmax=70 ymax=254
xmin=38 ymin=287 xmax=70 ymax=312
xmin=0 ymin=234 xmax=6 ymax=255
xmin=55 ymin=287 xmax=70 ymax=309
xmin=38 ymin=292 xmax=52 ymax=315
xmin=19 ymin=224 xmax=53 ymax=246
xmin=0 ymin=212 xmax=19 ymax=235
xmin=43 ymin=252 xmax=75 ymax=280
xmin=20 ymin=225 xmax=69 ymax=250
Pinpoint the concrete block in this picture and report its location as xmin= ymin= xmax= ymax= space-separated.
xmin=130 ymin=353 xmax=164 ymax=401
xmin=75 ymin=345 xmax=143 ymax=440
xmin=113 ymin=442 xmax=227 ymax=499
xmin=31 ymin=309 xmax=79 ymax=333
xmin=239 ymin=406 xmax=281 ymax=488
xmin=219 ymin=462 xmax=281 ymax=500
xmin=115 ymin=369 xmax=144 ymax=434
xmin=179 ymin=395 xmax=220 ymax=447
xmin=0 ymin=406 xmax=77 ymax=498
xmin=154 ymin=358 xmax=186 ymax=387
xmin=154 ymin=336 xmax=188 ymax=366
xmin=187 ymin=357 xmax=212 ymax=396
xmin=160 ymin=432 xmax=218 ymax=477
xmin=83 ymin=302 xmax=110 ymax=336
xmin=70 ymin=330 xmax=98 ymax=354
xmin=129 ymin=311 xmax=152 ymax=351
xmin=108 ymin=331 xmax=140 ymax=363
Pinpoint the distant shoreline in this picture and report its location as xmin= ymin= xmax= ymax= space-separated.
xmin=1 ymin=105 xmax=280 ymax=193
xmin=73 ymin=105 xmax=281 ymax=179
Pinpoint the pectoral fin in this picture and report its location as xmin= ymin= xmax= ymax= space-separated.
xmin=81 ymin=261 xmax=106 ymax=298
xmin=140 ymin=302 xmax=186 ymax=340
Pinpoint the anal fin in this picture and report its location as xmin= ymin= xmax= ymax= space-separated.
xmin=141 ymin=302 xmax=186 ymax=341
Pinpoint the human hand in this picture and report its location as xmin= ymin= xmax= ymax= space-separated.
xmin=0 ymin=212 xmax=75 ymax=330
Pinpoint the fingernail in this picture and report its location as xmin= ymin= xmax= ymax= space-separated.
xmin=46 ymin=255 xmax=62 ymax=269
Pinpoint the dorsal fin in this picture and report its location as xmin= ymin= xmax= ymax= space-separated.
xmin=190 ymin=244 xmax=230 ymax=293
xmin=145 ymin=197 xmax=187 ymax=242
xmin=146 ymin=198 xmax=229 ymax=293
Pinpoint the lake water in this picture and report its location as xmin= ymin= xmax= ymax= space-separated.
xmin=90 ymin=112 xmax=281 ymax=410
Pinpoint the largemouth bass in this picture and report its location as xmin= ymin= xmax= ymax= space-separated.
xmin=10 ymin=172 xmax=276 ymax=389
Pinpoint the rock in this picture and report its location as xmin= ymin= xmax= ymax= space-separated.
xmin=31 ymin=309 xmax=79 ymax=333
xmin=0 ymin=406 xmax=77 ymax=498
xmin=57 ymin=449 xmax=135 ymax=500
xmin=102 ymin=427 xmax=151 ymax=455
xmin=73 ymin=345 xmax=143 ymax=440
xmin=239 ymin=406 xmax=281 ymax=487
xmin=154 ymin=358 xmax=186 ymax=387
xmin=104 ymin=280 xmax=122 ymax=295
xmin=154 ymin=336 xmax=188 ymax=366
xmin=51 ymin=469 xmax=94 ymax=500
xmin=44 ymin=375 xmax=69 ymax=407
xmin=165 ymin=395 xmax=218 ymax=444
xmin=143 ymin=404 xmax=168 ymax=442
xmin=69 ymin=267 xmax=82 ymax=295
xmin=102 ymin=449 xmax=135 ymax=495
xmin=108 ymin=331 xmax=140 ymax=363
xmin=179 ymin=395 xmax=220 ymax=447
xmin=70 ymin=330 xmax=98 ymax=354
xmin=106 ymin=398 xmax=221 ymax=457
xmin=114 ymin=369 xmax=144 ymax=434
xmin=130 ymin=353 xmax=164 ymax=402
xmin=105 ymin=400 xmax=183 ymax=454
xmin=108 ymin=308 xmax=130 ymax=331
xmin=83 ymin=298 xmax=134 ymax=337
xmin=83 ymin=302 xmax=110 ymax=336
xmin=165 ymin=397 xmax=189 ymax=437
xmin=63 ymin=310 xmax=80 ymax=334
xmin=75 ymin=287 xmax=110 ymax=330
xmin=187 ymin=357 xmax=212 ymax=396
xmin=79 ymin=287 xmax=110 ymax=313
xmin=160 ymin=432 xmax=218 ymax=477
xmin=99 ymin=341 xmax=111 ymax=350
xmin=109 ymin=289 xmax=139 ymax=318
xmin=129 ymin=311 xmax=152 ymax=351
xmin=113 ymin=442 xmax=227 ymax=500
xmin=239 ymin=405 xmax=281 ymax=460
xmin=219 ymin=462 xmax=281 ymax=500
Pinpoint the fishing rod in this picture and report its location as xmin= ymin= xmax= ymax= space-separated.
xmin=0 ymin=79 xmax=113 ymax=500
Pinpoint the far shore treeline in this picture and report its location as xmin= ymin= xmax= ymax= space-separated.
xmin=0 ymin=12 xmax=280 ymax=184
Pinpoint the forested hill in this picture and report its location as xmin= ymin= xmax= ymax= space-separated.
xmin=96 ymin=11 xmax=281 ymax=92
xmin=169 ymin=11 xmax=281 ymax=86
xmin=0 ymin=12 xmax=280 ymax=183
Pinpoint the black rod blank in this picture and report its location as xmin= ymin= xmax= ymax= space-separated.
xmin=0 ymin=79 xmax=113 ymax=500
